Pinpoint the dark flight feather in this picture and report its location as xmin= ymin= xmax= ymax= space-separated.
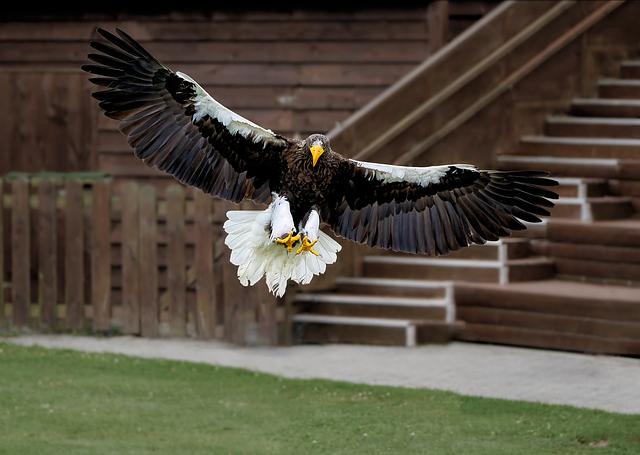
xmin=327 ymin=161 xmax=558 ymax=255
xmin=82 ymin=27 xmax=292 ymax=204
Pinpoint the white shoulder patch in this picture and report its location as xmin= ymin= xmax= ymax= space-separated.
xmin=351 ymin=160 xmax=477 ymax=187
xmin=176 ymin=71 xmax=285 ymax=146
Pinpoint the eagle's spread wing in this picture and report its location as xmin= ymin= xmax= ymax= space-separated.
xmin=327 ymin=159 xmax=558 ymax=255
xmin=82 ymin=28 xmax=291 ymax=203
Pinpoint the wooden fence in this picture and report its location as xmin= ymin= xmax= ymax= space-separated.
xmin=0 ymin=175 xmax=289 ymax=345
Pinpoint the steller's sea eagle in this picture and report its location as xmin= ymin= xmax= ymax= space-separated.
xmin=82 ymin=28 xmax=558 ymax=297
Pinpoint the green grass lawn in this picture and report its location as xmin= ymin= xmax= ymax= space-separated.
xmin=0 ymin=343 xmax=638 ymax=454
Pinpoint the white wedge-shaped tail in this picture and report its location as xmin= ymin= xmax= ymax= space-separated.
xmin=223 ymin=195 xmax=342 ymax=297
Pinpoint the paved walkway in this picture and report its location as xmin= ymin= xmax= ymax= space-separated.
xmin=7 ymin=335 xmax=640 ymax=414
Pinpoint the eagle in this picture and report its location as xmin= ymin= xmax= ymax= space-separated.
xmin=83 ymin=28 xmax=558 ymax=297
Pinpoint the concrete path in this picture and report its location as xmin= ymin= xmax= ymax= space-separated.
xmin=7 ymin=335 xmax=640 ymax=414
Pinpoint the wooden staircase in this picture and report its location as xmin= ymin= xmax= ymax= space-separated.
xmin=292 ymin=1 xmax=640 ymax=353
xmin=461 ymin=57 xmax=640 ymax=355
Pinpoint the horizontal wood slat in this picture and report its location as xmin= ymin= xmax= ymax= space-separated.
xmin=0 ymin=5 xmax=492 ymax=179
xmin=0 ymin=21 xmax=433 ymax=41
xmin=0 ymin=41 xmax=429 ymax=64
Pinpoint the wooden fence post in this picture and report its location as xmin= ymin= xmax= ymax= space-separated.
xmin=0 ymin=179 xmax=4 ymax=326
xmin=65 ymin=180 xmax=84 ymax=330
xmin=138 ymin=185 xmax=158 ymax=337
xmin=121 ymin=182 xmax=140 ymax=334
xmin=166 ymin=185 xmax=186 ymax=337
xmin=91 ymin=180 xmax=111 ymax=332
xmin=194 ymin=190 xmax=216 ymax=339
xmin=38 ymin=179 xmax=58 ymax=329
xmin=11 ymin=179 xmax=30 ymax=327
xmin=427 ymin=0 xmax=449 ymax=54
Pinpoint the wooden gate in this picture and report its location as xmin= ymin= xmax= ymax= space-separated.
xmin=0 ymin=174 xmax=289 ymax=345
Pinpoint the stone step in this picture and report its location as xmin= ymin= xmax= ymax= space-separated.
xmin=519 ymin=136 xmax=640 ymax=159
xmin=570 ymin=98 xmax=640 ymax=117
xmin=362 ymin=256 xmax=555 ymax=284
xmin=334 ymin=277 xmax=451 ymax=298
xmin=597 ymin=78 xmax=640 ymax=99
xmin=292 ymin=314 xmax=457 ymax=347
xmin=544 ymin=116 xmax=640 ymax=138
xmin=294 ymin=293 xmax=450 ymax=320
xmin=498 ymin=155 xmax=640 ymax=179
xmin=619 ymin=60 xmax=640 ymax=79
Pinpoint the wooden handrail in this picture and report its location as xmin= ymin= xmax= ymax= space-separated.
xmin=328 ymin=0 xmax=624 ymax=164
xmin=394 ymin=0 xmax=624 ymax=165
xmin=351 ymin=0 xmax=574 ymax=161
xmin=328 ymin=1 xmax=518 ymax=145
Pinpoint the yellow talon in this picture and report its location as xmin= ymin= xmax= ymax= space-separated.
xmin=296 ymin=236 xmax=320 ymax=256
xmin=275 ymin=230 xmax=301 ymax=253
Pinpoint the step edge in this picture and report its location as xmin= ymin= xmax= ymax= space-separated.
xmin=547 ymin=115 xmax=640 ymax=125
xmin=335 ymin=277 xmax=453 ymax=288
xmin=521 ymin=135 xmax=640 ymax=146
xmin=294 ymin=293 xmax=449 ymax=307
xmin=292 ymin=313 xmax=417 ymax=328
xmin=363 ymin=257 xmax=502 ymax=268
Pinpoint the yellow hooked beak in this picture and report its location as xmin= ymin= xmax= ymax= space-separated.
xmin=310 ymin=145 xmax=325 ymax=167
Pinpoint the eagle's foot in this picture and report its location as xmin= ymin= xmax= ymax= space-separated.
xmin=275 ymin=230 xmax=301 ymax=253
xmin=296 ymin=236 xmax=320 ymax=256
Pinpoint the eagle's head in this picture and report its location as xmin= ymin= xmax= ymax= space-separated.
xmin=305 ymin=134 xmax=330 ymax=167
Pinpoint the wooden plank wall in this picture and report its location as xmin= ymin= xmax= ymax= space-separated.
xmin=0 ymin=3 xmax=495 ymax=180
xmin=328 ymin=1 xmax=640 ymax=170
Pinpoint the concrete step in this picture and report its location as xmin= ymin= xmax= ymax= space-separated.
xmin=292 ymin=314 xmax=461 ymax=346
xmin=362 ymin=256 xmax=555 ymax=284
xmin=597 ymin=78 xmax=640 ymax=99
xmin=551 ymin=196 xmax=633 ymax=221
xmin=519 ymin=136 xmax=640 ymax=159
xmin=294 ymin=293 xmax=450 ymax=320
xmin=545 ymin=116 xmax=640 ymax=138
xmin=570 ymin=98 xmax=640 ymax=117
xmin=498 ymin=155 xmax=640 ymax=179
xmin=619 ymin=60 xmax=640 ymax=79
xmin=334 ymin=277 xmax=451 ymax=298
